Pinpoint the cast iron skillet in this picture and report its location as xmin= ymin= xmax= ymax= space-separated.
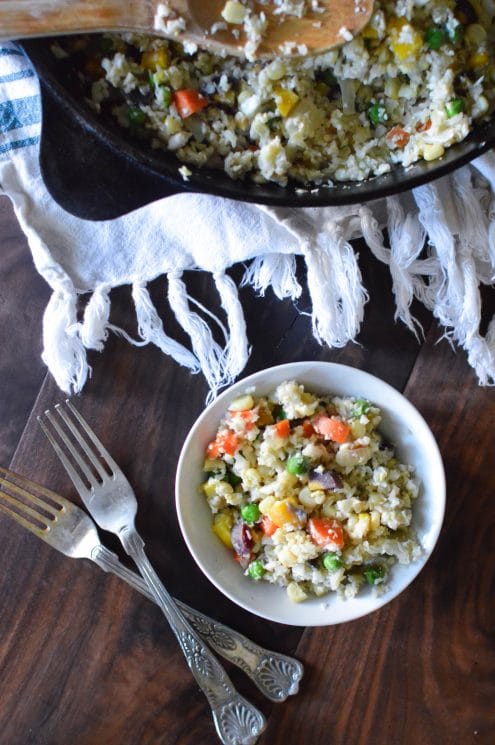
xmin=21 ymin=37 xmax=495 ymax=221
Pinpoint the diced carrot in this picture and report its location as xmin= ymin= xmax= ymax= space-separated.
xmin=312 ymin=415 xmax=350 ymax=443
xmin=173 ymin=88 xmax=208 ymax=118
xmin=416 ymin=118 xmax=432 ymax=133
xmin=302 ymin=420 xmax=314 ymax=437
xmin=237 ymin=409 xmax=256 ymax=431
xmin=206 ymin=430 xmax=239 ymax=458
xmin=206 ymin=440 xmax=221 ymax=458
xmin=261 ymin=515 xmax=278 ymax=537
xmin=308 ymin=517 xmax=345 ymax=549
xmin=275 ymin=419 xmax=290 ymax=438
xmin=219 ymin=430 xmax=239 ymax=456
xmin=386 ymin=125 xmax=410 ymax=149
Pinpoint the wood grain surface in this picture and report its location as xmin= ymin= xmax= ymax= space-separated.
xmin=0 ymin=195 xmax=494 ymax=745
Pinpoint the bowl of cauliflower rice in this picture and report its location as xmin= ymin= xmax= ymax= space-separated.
xmin=175 ymin=362 xmax=445 ymax=626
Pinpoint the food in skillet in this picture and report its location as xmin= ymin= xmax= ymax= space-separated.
xmin=200 ymin=381 xmax=420 ymax=603
xmin=52 ymin=0 xmax=495 ymax=186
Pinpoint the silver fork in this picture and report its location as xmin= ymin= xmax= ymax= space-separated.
xmin=38 ymin=401 xmax=266 ymax=745
xmin=0 ymin=466 xmax=303 ymax=702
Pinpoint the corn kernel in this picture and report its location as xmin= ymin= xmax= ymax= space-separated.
xmin=202 ymin=479 xmax=224 ymax=498
xmin=259 ymin=495 xmax=276 ymax=515
xmin=287 ymin=581 xmax=308 ymax=603
xmin=141 ymin=47 xmax=169 ymax=71
xmin=423 ymin=143 xmax=445 ymax=162
xmin=384 ymin=77 xmax=401 ymax=101
xmin=362 ymin=24 xmax=379 ymax=39
xmin=221 ymin=0 xmax=247 ymax=24
xmin=228 ymin=394 xmax=254 ymax=411
xmin=370 ymin=510 xmax=381 ymax=531
xmin=468 ymin=52 xmax=489 ymax=69
xmin=465 ymin=23 xmax=487 ymax=45
xmin=274 ymin=86 xmax=299 ymax=117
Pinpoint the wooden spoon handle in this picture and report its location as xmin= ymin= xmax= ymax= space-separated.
xmin=0 ymin=0 xmax=141 ymax=41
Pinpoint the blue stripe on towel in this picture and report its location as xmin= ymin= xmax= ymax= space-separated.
xmin=0 ymin=47 xmax=23 ymax=57
xmin=0 ymin=69 xmax=35 ymax=84
xmin=0 ymin=135 xmax=40 ymax=155
xmin=0 ymin=95 xmax=40 ymax=133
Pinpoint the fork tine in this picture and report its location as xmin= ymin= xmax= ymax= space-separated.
xmin=0 ymin=474 xmax=58 ymax=521
xmin=0 ymin=473 xmax=53 ymax=533
xmin=0 ymin=498 xmax=47 ymax=535
xmin=64 ymin=399 xmax=120 ymax=474
xmin=55 ymin=402 xmax=112 ymax=480
xmin=0 ymin=466 xmax=65 ymax=512
xmin=38 ymin=414 xmax=94 ymax=495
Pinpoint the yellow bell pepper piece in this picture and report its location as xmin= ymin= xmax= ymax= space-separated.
xmin=141 ymin=47 xmax=169 ymax=71
xmin=388 ymin=18 xmax=422 ymax=62
xmin=266 ymin=498 xmax=302 ymax=528
xmin=212 ymin=512 xmax=234 ymax=548
xmin=274 ymin=87 xmax=299 ymax=118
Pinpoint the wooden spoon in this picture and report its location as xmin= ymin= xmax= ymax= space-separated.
xmin=0 ymin=0 xmax=374 ymax=58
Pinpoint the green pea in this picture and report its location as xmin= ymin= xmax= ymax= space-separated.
xmin=446 ymin=98 xmax=464 ymax=118
xmin=424 ymin=27 xmax=446 ymax=50
xmin=368 ymin=103 xmax=387 ymax=126
xmin=247 ymin=560 xmax=265 ymax=580
xmin=241 ymin=503 xmax=260 ymax=524
xmin=323 ymin=553 xmax=343 ymax=571
xmin=286 ymin=453 xmax=309 ymax=475
xmin=353 ymin=399 xmax=370 ymax=417
xmin=363 ymin=565 xmax=385 ymax=585
xmin=128 ymin=106 xmax=146 ymax=126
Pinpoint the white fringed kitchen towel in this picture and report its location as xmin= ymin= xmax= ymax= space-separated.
xmin=1 ymin=42 xmax=494 ymax=397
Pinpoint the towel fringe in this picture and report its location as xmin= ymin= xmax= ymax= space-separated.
xmin=167 ymin=273 xmax=226 ymax=394
xmin=131 ymin=282 xmax=199 ymax=371
xmin=213 ymin=271 xmax=251 ymax=394
xmin=41 ymin=288 xmax=90 ymax=394
xmin=301 ymin=220 xmax=367 ymax=348
xmin=242 ymin=253 xmax=301 ymax=300
xmin=78 ymin=284 xmax=111 ymax=351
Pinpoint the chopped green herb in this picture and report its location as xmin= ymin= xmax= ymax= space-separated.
xmin=446 ymin=98 xmax=464 ymax=117
xmin=363 ymin=565 xmax=385 ymax=585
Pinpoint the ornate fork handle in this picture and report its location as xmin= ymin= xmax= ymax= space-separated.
xmin=181 ymin=605 xmax=303 ymax=702
xmin=93 ymin=544 xmax=303 ymax=702
xmin=120 ymin=529 xmax=266 ymax=745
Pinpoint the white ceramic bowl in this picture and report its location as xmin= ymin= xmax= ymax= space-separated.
xmin=175 ymin=361 xmax=445 ymax=627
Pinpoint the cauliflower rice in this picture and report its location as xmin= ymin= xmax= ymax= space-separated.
xmin=201 ymin=381 xmax=421 ymax=603
xmin=54 ymin=0 xmax=495 ymax=186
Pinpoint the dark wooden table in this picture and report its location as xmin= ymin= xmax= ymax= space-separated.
xmin=0 ymin=194 xmax=494 ymax=745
